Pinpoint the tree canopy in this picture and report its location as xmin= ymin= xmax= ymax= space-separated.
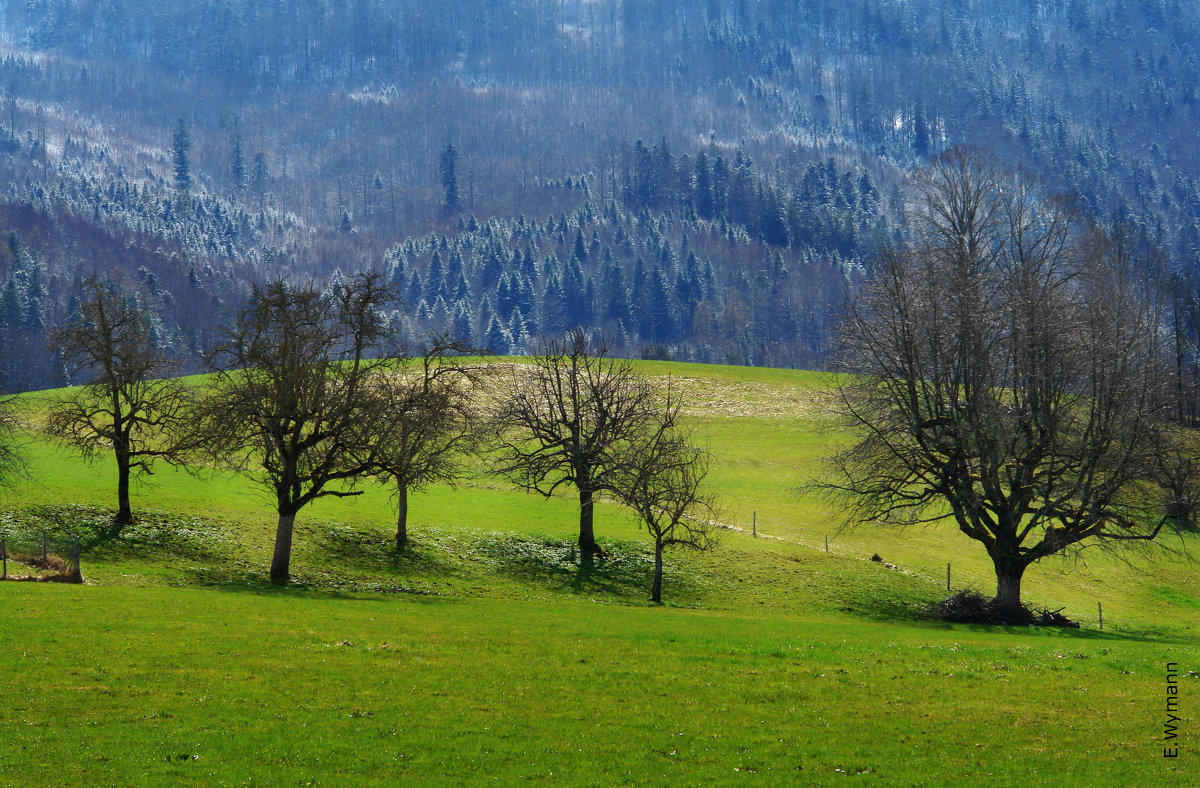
xmin=47 ymin=277 xmax=195 ymax=530
xmin=493 ymin=330 xmax=678 ymax=561
xmin=824 ymin=149 xmax=1178 ymax=615
xmin=196 ymin=272 xmax=398 ymax=582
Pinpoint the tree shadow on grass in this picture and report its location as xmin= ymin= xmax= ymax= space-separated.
xmin=833 ymin=584 xmax=1189 ymax=643
xmin=908 ymin=618 xmax=1189 ymax=644
xmin=2 ymin=504 xmax=237 ymax=563
xmin=191 ymin=576 xmax=460 ymax=603
xmin=297 ymin=523 xmax=709 ymax=605
xmin=174 ymin=520 xmax=494 ymax=597
xmin=965 ymin=623 xmax=1191 ymax=643
xmin=180 ymin=556 xmax=457 ymax=597
xmin=305 ymin=523 xmax=457 ymax=567
xmin=473 ymin=534 xmax=707 ymax=604
xmin=178 ymin=554 xmax=463 ymax=600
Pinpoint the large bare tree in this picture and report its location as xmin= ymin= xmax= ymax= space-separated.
xmin=197 ymin=272 xmax=396 ymax=583
xmin=370 ymin=334 xmax=485 ymax=549
xmin=47 ymin=278 xmax=195 ymax=532
xmin=823 ymin=148 xmax=1174 ymax=616
xmin=493 ymin=330 xmax=676 ymax=563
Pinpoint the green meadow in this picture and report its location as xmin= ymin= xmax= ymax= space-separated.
xmin=1 ymin=362 xmax=1196 ymax=786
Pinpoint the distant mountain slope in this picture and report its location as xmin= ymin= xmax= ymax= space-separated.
xmin=0 ymin=1 xmax=1197 ymax=387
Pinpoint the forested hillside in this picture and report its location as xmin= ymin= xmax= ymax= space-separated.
xmin=0 ymin=0 xmax=1198 ymax=388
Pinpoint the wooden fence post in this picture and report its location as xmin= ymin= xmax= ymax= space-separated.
xmin=1098 ymin=601 xmax=1103 ymax=631
xmin=752 ymin=511 xmax=757 ymax=538
xmin=946 ymin=563 xmax=951 ymax=591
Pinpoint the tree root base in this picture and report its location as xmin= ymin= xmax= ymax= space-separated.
xmin=927 ymin=591 xmax=1079 ymax=627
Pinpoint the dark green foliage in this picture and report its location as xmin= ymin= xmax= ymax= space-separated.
xmin=170 ymin=118 xmax=191 ymax=193
xmin=440 ymin=143 xmax=459 ymax=212
xmin=227 ymin=117 xmax=245 ymax=192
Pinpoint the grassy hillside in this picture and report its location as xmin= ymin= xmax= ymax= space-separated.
xmin=1 ymin=361 xmax=1197 ymax=786
xmin=3 ymin=584 xmax=1191 ymax=787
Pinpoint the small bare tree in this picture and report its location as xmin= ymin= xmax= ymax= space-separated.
xmin=46 ymin=278 xmax=195 ymax=532
xmin=196 ymin=272 xmax=396 ymax=583
xmin=823 ymin=148 xmax=1174 ymax=616
xmin=612 ymin=399 xmax=719 ymax=603
xmin=493 ymin=330 xmax=675 ymax=563
xmin=370 ymin=334 xmax=486 ymax=549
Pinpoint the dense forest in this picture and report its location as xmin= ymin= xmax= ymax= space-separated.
xmin=0 ymin=0 xmax=1198 ymax=390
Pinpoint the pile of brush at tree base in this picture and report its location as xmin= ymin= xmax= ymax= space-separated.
xmin=927 ymin=591 xmax=1080 ymax=628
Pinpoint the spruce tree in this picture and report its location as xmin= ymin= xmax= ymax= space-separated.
xmin=440 ymin=142 xmax=459 ymax=212
xmin=171 ymin=118 xmax=192 ymax=193
xmin=228 ymin=117 xmax=246 ymax=192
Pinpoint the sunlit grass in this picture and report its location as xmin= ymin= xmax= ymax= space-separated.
xmin=0 ymin=584 xmax=1192 ymax=787
xmin=1 ymin=360 xmax=1197 ymax=786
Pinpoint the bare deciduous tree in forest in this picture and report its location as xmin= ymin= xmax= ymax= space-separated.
xmin=823 ymin=148 xmax=1175 ymax=617
xmin=196 ymin=272 xmax=396 ymax=583
xmin=493 ymin=330 xmax=676 ymax=564
xmin=47 ymin=278 xmax=195 ymax=532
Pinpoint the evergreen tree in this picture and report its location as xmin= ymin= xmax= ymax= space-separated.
xmin=509 ymin=307 xmax=530 ymax=353
xmin=228 ymin=116 xmax=246 ymax=192
xmin=452 ymin=302 xmax=474 ymax=343
xmin=649 ymin=264 xmax=675 ymax=342
xmin=1 ymin=278 xmax=21 ymax=329
xmin=440 ymin=142 xmax=459 ymax=212
xmin=912 ymin=107 xmax=931 ymax=158
xmin=406 ymin=270 xmax=424 ymax=307
xmin=171 ymin=117 xmax=192 ymax=193
xmin=484 ymin=314 xmax=509 ymax=354
xmin=695 ymin=151 xmax=715 ymax=220
xmin=602 ymin=262 xmax=631 ymax=326
xmin=251 ymin=151 xmax=268 ymax=197
xmin=426 ymin=250 xmax=445 ymax=301
xmin=573 ymin=227 xmax=587 ymax=262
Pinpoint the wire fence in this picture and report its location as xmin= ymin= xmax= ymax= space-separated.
xmin=721 ymin=506 xmax=996 ymax=592
xmin=0 ymin=530 xmax=83 ymax=583
xmin=721 ymin=507 xmax=1098 ymax=626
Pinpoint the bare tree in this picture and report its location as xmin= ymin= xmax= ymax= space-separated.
xmin=612 ymin=396 xmax=719 ymax=603
xmin=46 ymin=278 xmax=195 ymax=532
xmin=0 ymin=392 xmax=24 ymax=494
xmin=493 ymin=330 xmax=675 ymax=563
xmin=1152 ymin=429 xmax=1200 ymax=533
xmin=822 ymin=148 xmax=1174 ymax=616
xmin=370 ymin=334 xmax=486 ymax=549
xmin=196 ymin=272 xmax=396 ymax=583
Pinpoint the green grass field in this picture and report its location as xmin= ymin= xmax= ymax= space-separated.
xmin=1 ymin=361 xmax=1197 ymax=786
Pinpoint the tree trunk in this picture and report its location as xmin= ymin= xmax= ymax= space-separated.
xmin=993 ymin=558 xmax=1027 ymax=613
xmin=395 ymin=484 xmax=409 ymax=548
xmin=271 ymin=511 xmax=297 ymax=584
xmin=651 ymin=540 xmax=664 ymax=603
xmin=579 ymin=485 xmax=597 ymax=568
xmin=113 ymin=449 xmax=133 ymax=532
